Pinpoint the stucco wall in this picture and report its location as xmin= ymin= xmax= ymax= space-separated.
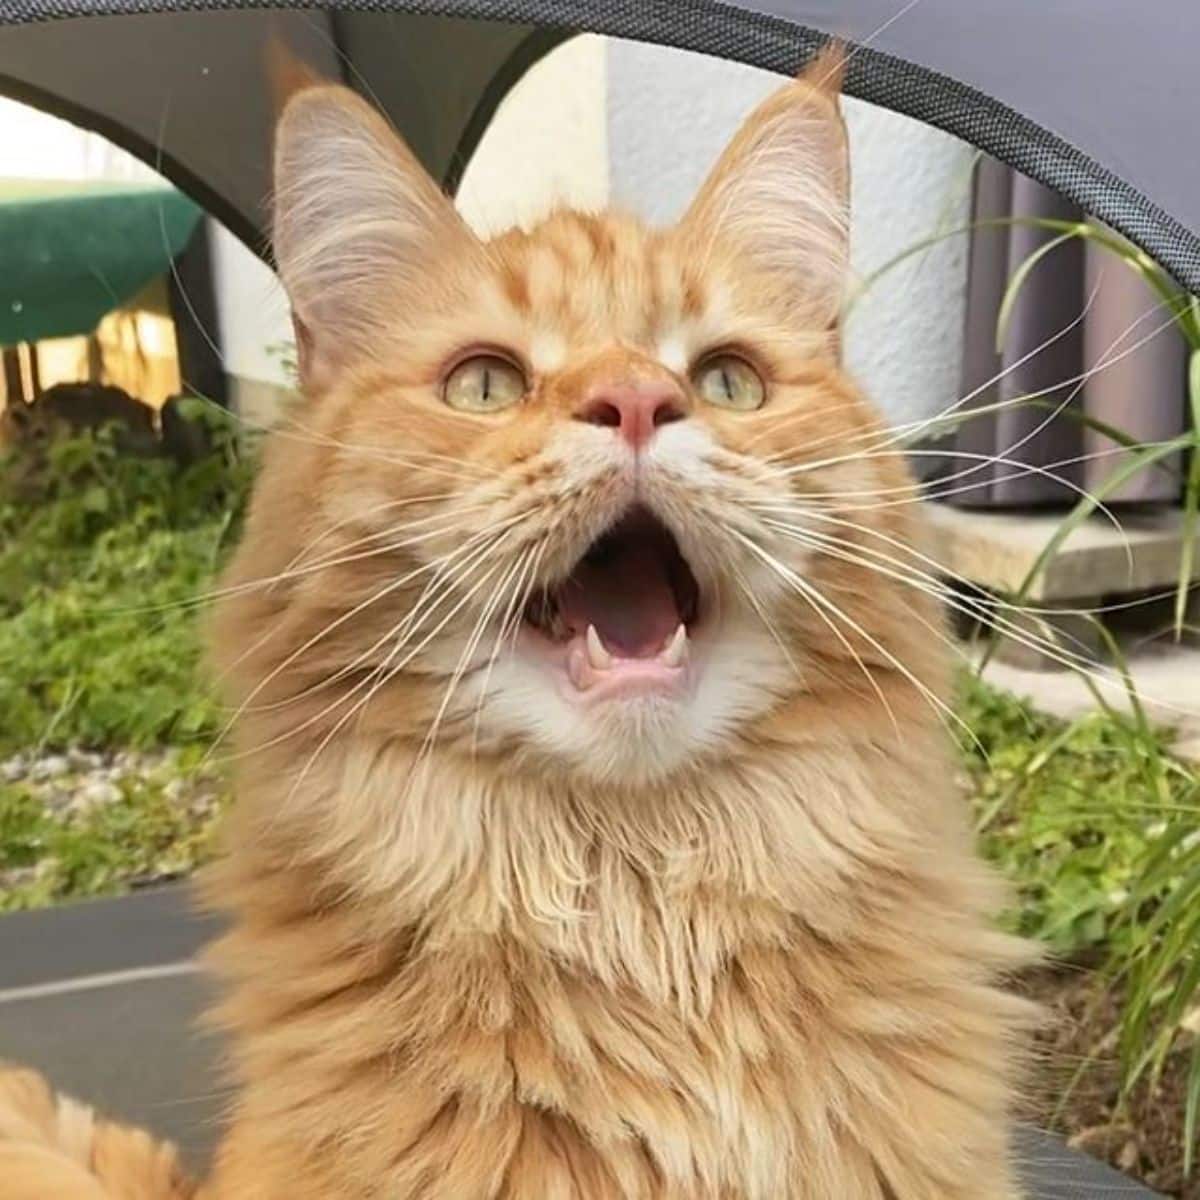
xmin=457 ymin=34 xmax=608 ymax=235
xmin=606 ymin=40 xmax=974 ymax=431
xmin=207 ymin=224 xmax=293 ymax=419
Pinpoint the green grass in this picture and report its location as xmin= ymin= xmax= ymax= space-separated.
xmin=0 ymin=405 xmax=249 ymax=909
xmin=0 ymin=409 xmax=1198 ymax=1166
xmin=0 ymin=405 xmax=250 ymax=755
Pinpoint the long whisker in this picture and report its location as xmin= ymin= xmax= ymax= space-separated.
xmin=912 ymin=442 xmax=1183 ymax=512
xmin=279 ymin=413 xmax=499 ymax=479
xmin=763 ymin=512 xmax=1200 ymax=719
xmin=729 ymin=527 xmax=981 ymax=751
xmin=762 ymin=288 xmax=1102 ymax=470
xmin=876 ymin=288 xmax=1182 ymax=492
xmin=102 ymin=503 xmax=495 ymax=620
xmin=726 ymin=528 xmax=901 ymax=736
xmin=414 ymin=545 xmax=535 ymax=780
xmin=210 ymin=521 xmax=522 ymax=770
xmin=726 ymin=556 xmax=799 ymax=672
xmin=204 ymin=507 xmax=506 ymax=699
xmin=274 ymin=492 xmax=476 ymax=583
xmin=178 ymin=384 xmax=499 ymax=483
xmin=760 ymin=504 xmax=1171 ymax=621
xmin=785 ymin=447 xmax=1136 ymax=567
xmin=760 ymin=517 xmax=1200 ymax=716
xmin=767 ymin=289 xmax=1176 ymax=481
xmin=282 ymin=544 xmax=516 ymax=804
xmin=277 ymin=501 xmax=501 ymax=581
xmin=204 ymin=505 xmax=500 ymax=702
xmin=761 ymin=517 xmax=1103 ymax=677
xmin=470 ymin=541 xmax=545 ymax=757
xmin=782 ymin=440 xmax=1177 ymax=501
xmin=221 ymin=514 xmax=525 ymax=715
xmin=880 ymin=282 xmax=1178 ymax=461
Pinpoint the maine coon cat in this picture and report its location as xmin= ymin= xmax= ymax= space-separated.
xmin=0 ymin=48 xmax=1036 ymax=1199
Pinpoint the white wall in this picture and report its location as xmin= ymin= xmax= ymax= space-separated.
xmin=0 ymin=96 xmax=160 ymax=183
xmin=842 ymin=103 xmax=975 ymax=435
xmin=605 ymin=40 xmax=974 ymax=431
xmin=207 ymin=225 xmax=293 ymax=406
xmin=457 ymin=34 xmax=608 ymax=235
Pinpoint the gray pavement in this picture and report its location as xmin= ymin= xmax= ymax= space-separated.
xmin=0 ymin=889 xmax=1161 ymax=1196
xmin=0 ymin=888 xmax=223 ymax=1168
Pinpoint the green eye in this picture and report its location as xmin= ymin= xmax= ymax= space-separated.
xmin=692 ymin=354 xmax=765 ymax=412
xmin=442 ymin=354 xmax=527 ymax=413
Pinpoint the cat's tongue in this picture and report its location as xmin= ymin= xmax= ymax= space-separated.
xmin=558 ymin=538 xmax=680 ymax=658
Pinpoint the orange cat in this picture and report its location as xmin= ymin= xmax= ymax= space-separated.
xmin=0 ymin=49 xmax=1036 ymax=1199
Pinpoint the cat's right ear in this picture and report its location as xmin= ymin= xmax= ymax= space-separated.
xmin=678 ymin=45 xmax=849 ymax=332
xmin=272 ymin=84 xmax=480 ymax=386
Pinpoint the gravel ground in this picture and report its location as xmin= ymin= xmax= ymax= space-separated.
xmin=0 ymin=746 xmax=225 ymax=905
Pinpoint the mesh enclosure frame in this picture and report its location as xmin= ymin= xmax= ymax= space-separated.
xmin=0 ymin=0 xmax=1198 ymax=296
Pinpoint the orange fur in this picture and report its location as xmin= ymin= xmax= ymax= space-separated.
xmin=0 ymin=1066 xmax=194 ymax=1199
xmin=0 ymin=48 xmax=1037 ymax=1199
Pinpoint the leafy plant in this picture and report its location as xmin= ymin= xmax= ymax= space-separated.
xmin=857 ymin=201 xmax=1200 ymax=1167
xmin=991 ymin=223 xmax=1200 ymax=1166
xmin=0 ymin=406 xmax=248 ymax=908
xmin=0 ymin=408 xmax=252 ymax=755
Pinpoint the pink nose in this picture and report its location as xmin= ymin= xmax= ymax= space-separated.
xmin=575 ymin=383 xmax=687 ymax=449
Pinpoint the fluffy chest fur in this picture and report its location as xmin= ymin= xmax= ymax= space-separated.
xmin=203 ymin=726 xmax=1032 ymax=1200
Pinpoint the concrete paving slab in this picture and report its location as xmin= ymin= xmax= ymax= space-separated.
xmin=981 ymin=642 xmax=1200 ymax=762
xmin=927 ymin=505 xmax=1200 ymax=602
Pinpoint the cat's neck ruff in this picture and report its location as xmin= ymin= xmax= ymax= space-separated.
xmin=219 ymin=711 xmax=967 ymax=1002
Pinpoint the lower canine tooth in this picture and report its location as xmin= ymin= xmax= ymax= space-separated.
xmin=586 ymin=624 xmax=614 ymax=670
xmin=660 ymin=623 xmax=688 ymax=668
xmin=567 ymin=647 xmax=592 ymax=690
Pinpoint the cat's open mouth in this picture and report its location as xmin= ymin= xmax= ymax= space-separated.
xmin=523 ymin=506 xmax=701 ymax=698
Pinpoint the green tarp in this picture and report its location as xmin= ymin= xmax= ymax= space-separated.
xmin=0 ymin=180 xmax=202 ymax=347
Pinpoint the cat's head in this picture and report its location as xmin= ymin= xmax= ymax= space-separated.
xmin=222 ymin=49 xmax=937 ymax=790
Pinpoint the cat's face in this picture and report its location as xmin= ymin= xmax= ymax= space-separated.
xmin=237 ymin=51 xmax=927 ymax=788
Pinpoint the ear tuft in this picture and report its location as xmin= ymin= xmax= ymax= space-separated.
xmin=680 ymin=42 xmax=850 ymax=329
xmin=265 ymin=36 xmax=327 ymax=120
xmin=801 ymin=41 xmax=847 ymax=98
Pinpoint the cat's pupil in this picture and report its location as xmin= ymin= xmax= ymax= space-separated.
xmin=482 ymin=368 xmax=491 ymax=401
xmin=722 ymin=369 xmax=733 ymax=401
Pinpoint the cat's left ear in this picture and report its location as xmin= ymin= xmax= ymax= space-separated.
xmin=679 ymin=45 xmax=849 ymax=330
xmin=271 ymin=80 xmax=482 ymax=386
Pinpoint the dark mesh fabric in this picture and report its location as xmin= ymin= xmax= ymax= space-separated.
xmin=2 ymin=0 xmax=1199 ymax=292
